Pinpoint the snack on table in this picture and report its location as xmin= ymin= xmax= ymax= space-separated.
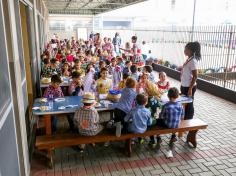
xmin=39 ymin=98 xmax=48 ymax=103
xmin=40 ymin=106 xmax=47 ymax=111
xmin=95 ymin=102 xmax=101 ymax=108
xmin=41 ymin=77 xmax=51 ymax=84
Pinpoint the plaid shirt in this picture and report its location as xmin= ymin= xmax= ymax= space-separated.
xmin=43 ymin=85 xmax=64 ymax=98
xmin=74 ymin=107 xmax=101 ymax=136
xmin=159 ymin=101 xmax=184 ymax=128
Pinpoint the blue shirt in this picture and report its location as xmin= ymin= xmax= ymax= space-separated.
xmin=115 ymin=88 xmax=137 ymax=113
xmin=123 ymin=67 xmax=130 ymax=74
xmin=159 ymin=101 xmax=184 ymax=128
xmin=131 ymin=73 xmax=139 ymax=81
xmin=124 ymin=105 xmax=152 ymax=133
xmin=149 ymin=73 xmax=155 ymax=83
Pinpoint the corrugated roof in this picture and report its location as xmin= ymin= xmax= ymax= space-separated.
xmin=44 ymin=0 xmax=147 ymax=15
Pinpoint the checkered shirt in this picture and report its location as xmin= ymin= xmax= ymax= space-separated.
xmin=74 ymin=107 xmax=100 ymax=136
xmin=159 ymin=101 xmax=184 ymax=128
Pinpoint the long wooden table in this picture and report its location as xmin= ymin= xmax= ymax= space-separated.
xmin=33 ymin=95 xmax=192 ymax=167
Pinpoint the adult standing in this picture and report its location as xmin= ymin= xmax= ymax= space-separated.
xmin=112 ymin=32 xmax=121 ymax=55
xmin=180 ymin=41 xmax=201 ymax=120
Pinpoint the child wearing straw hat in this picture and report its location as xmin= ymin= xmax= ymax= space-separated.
xmin=74 ymin=92 xmax=103 ymax=137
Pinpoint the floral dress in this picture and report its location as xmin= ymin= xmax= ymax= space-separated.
xmin=41 ymin=65 xmax=52 ymax=78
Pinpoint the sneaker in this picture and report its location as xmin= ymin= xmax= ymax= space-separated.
xmin=104 ymin=141 xmax=110 ymax=147
xmin=169 ymin=136 xmax=177 ymax=143
xmin=115 ymin=122 xmax=122 ymax=137
xmin=139 ymin=138 xmax=145 ymax=145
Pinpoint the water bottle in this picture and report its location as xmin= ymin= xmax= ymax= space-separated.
xmin=48 ymin=94 xmax=53 ymax=110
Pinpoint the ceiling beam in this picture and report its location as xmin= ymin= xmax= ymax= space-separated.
xmin=64 ymin=0 xmax=72 ymax=10
xmin=46 ymin=0 xmax=148 ymax=15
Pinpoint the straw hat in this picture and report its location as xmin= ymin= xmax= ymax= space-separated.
xmin=81 ymin=92 xmax=96 ymax=104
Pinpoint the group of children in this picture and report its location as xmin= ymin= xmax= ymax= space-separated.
xmin=41 ymin=35 xmax=184 ymax=151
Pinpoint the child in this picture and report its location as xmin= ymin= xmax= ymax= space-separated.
xmin=137 ymin=72 xmax=161 ymax=118
xmin=72 ymin=59 xmax=84 ymax=76
xmin=43 ymin=74 xmax=64 ymax=98
xmin=96 ymin=68 xmax=112 ymax=94
xmin=143 ymin=65 xmax=155 ymax=83
xmin=117 ymin=56 xmax=125 ymax=69
xmin=124 ymin=94 xmax=152 ymax=134
xmin=150 ymin=87 xmax=184 ymax=146
xmin=83 ymin=64 xmax=96 ymax=93
xmin=61 ymin=62 xmax=71 ymax=77
xmin=118 ymin=73 xmax=130 ymax=89
xmin=74 ymin=93 xmax=104 ymax=152
xmin=50 ymin=58 xmax=61 ymax=76
xmin=130 ymin=65 xmax=139 ymax=81
xmin=41 ymin=58 xmax=51 ymax=78
xmin=56 ymin=49 xmax=63 ymax=62
xmin=66 ymin=50 xmax=74 ymax=63
xmin=157 ymin=72 xmax=170 ymax=94
xmin=114 ymin=77 xmax=137 ymax=135
xmin=95 ymin=60 xmax=106 ymax=80
xmin=43 ymin=75 xmax=64 ymax=133
xmin=123 ymin=60 xmax=132 ymax=74
xmin=109 ymin=57 xmax=122 ymax=88
xmin=68 ymin=71 xmax=84 ymax=96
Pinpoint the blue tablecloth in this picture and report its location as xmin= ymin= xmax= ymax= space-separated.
xmin=33 ymin=95 xmax=192 ymax=116
xmin=32 ymin=96 xmax=114 ymax=115
xmin=160 ymin=95 xmax=192 ymax=105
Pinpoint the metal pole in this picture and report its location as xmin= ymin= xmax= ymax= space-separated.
xmin=224 ymin=25 xmax=233 ymax=88
xmin=92 ymin=15 xmax=94 ymax=34
xmin=191 ymin=0 xmax=196 ymax=41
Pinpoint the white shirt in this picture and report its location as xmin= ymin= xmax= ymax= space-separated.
xmin=51 ymin=43 xmax=57 ymax=49
xmin=141 ymin=44 xmax=149 ymax=55
xmin=181 ymin=57 xmax=198 ymax=87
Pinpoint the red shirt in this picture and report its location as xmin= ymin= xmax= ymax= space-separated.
xmin=67 ymin=55 xmax=74 ymax=62
xmin=157 ymin=81 xmax=170 ymax=90
xmin=56 ymin=54 xmax=62 ymax=62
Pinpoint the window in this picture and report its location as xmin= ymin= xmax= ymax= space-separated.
xmin=49 ymin=20 xmax=65 ymax=31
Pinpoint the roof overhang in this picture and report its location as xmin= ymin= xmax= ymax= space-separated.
xmin=44 ymin=0 xmax=147 ymax=15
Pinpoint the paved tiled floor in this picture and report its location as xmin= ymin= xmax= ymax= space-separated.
xmin=31 ymin=77 xmax=236 ymax=176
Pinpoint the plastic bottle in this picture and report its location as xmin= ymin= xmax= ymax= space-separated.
xmin=48 ymin=94 xmax=54 ymax=110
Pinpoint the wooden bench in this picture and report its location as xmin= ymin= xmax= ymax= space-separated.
xmin=35 ymin=118 xmax=207 ymax=166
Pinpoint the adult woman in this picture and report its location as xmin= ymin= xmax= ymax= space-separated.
xmin=181 ymin=42 xmax=201 ymax=120
xmin=112 ymin=32 xmax=121 ymax=55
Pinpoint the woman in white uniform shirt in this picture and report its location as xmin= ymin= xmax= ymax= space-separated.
xmin=181 ymin=42 xmax=201 ymax=120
